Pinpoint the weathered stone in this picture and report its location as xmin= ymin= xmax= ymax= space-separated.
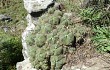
xmin=16 ymin=58 xmax=36 ymax=70
xmin=17 ymin=14 xmax=36 ymax=70
xmin=22 ymin=14 xmax=36 ymax=60
xmin=23 ymin=0 xmax=54 ymax=13
xmin=0 ymin=14 xmax=12 ymax=21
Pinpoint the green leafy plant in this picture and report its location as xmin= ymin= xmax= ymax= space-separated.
xmin=80 ymin=2 xmax=110 ymax=53
xmin=80 ymin=8 xmax=102 ymax=26
xmin=60 ymin=15 xmax=73 ymax=26
xmin=0 ymin=31 xmax=23 ymax=70
xmin=80 ymin=7 xmax=110 ymax=26
xmin=92 ymin=26 xmax=110 ymax=53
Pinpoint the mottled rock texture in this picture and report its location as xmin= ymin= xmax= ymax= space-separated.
xmin=23 ymin=0 xmax=54 ymax=13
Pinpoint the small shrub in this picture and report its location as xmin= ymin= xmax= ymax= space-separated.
xmin=0 ymin=31 xmax=23 ymax=70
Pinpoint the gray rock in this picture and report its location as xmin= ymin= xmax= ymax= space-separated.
xmin=0 ymin=14 xmax=12 ymax=21
xmin=16 ymin=58 xmax=36 ymax=70
xmin=23 ymin=0 xmax=54 ymax=13
xmin=22 ymin=14 xmax=36 ymax=59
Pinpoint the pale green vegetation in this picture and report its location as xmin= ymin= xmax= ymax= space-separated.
xmin=92 ymin=26 xmax=110 ymax=53
xmin=26 ymin=8 xmax=88 ymax=70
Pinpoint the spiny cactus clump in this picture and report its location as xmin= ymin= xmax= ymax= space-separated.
xmin=26 ymin=8 xmax=88 ymax=70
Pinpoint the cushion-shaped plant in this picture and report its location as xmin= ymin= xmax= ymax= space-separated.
xmin=48 ymin=8 xmax=55 ymax=14
xmin=40 ymin=23 xmax=53 ymax=34
xmin=26 ymin=8 xmax=88 ymax=70
xmin=35 ymin=34 xmax=47 ymax=47
xmin=49 ymin=16 xmax=60 ymax=25
xmin=54 ymin=10 xmax=63 ymax=16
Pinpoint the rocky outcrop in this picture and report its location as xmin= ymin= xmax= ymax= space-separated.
xmin=16 ymin=13 xmax=37 ymax=70
xmin=16 ymin=0 xmax=54 ymax=70
xmin=23 ymin=0 xmax=54 ymax=13
xmin=16 ymin=58 xmax=36 ymax=70
xmin=22 ymin=14 xmax=36 ymax=60
xmin=22 ymin=0 xmax=54 ymax=61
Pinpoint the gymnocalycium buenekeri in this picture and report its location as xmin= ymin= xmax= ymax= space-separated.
xmin=26 ymin=8 xmax=88 ymax=70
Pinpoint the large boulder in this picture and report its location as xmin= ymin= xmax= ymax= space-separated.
xmin=23 ymin=0 xmax=54 ymax=13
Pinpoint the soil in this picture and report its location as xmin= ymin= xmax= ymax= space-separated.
xmin=62 ymin=36 xmax=110 ymax=70
xmin=62 ymin=13 xmax=110 ymax=70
